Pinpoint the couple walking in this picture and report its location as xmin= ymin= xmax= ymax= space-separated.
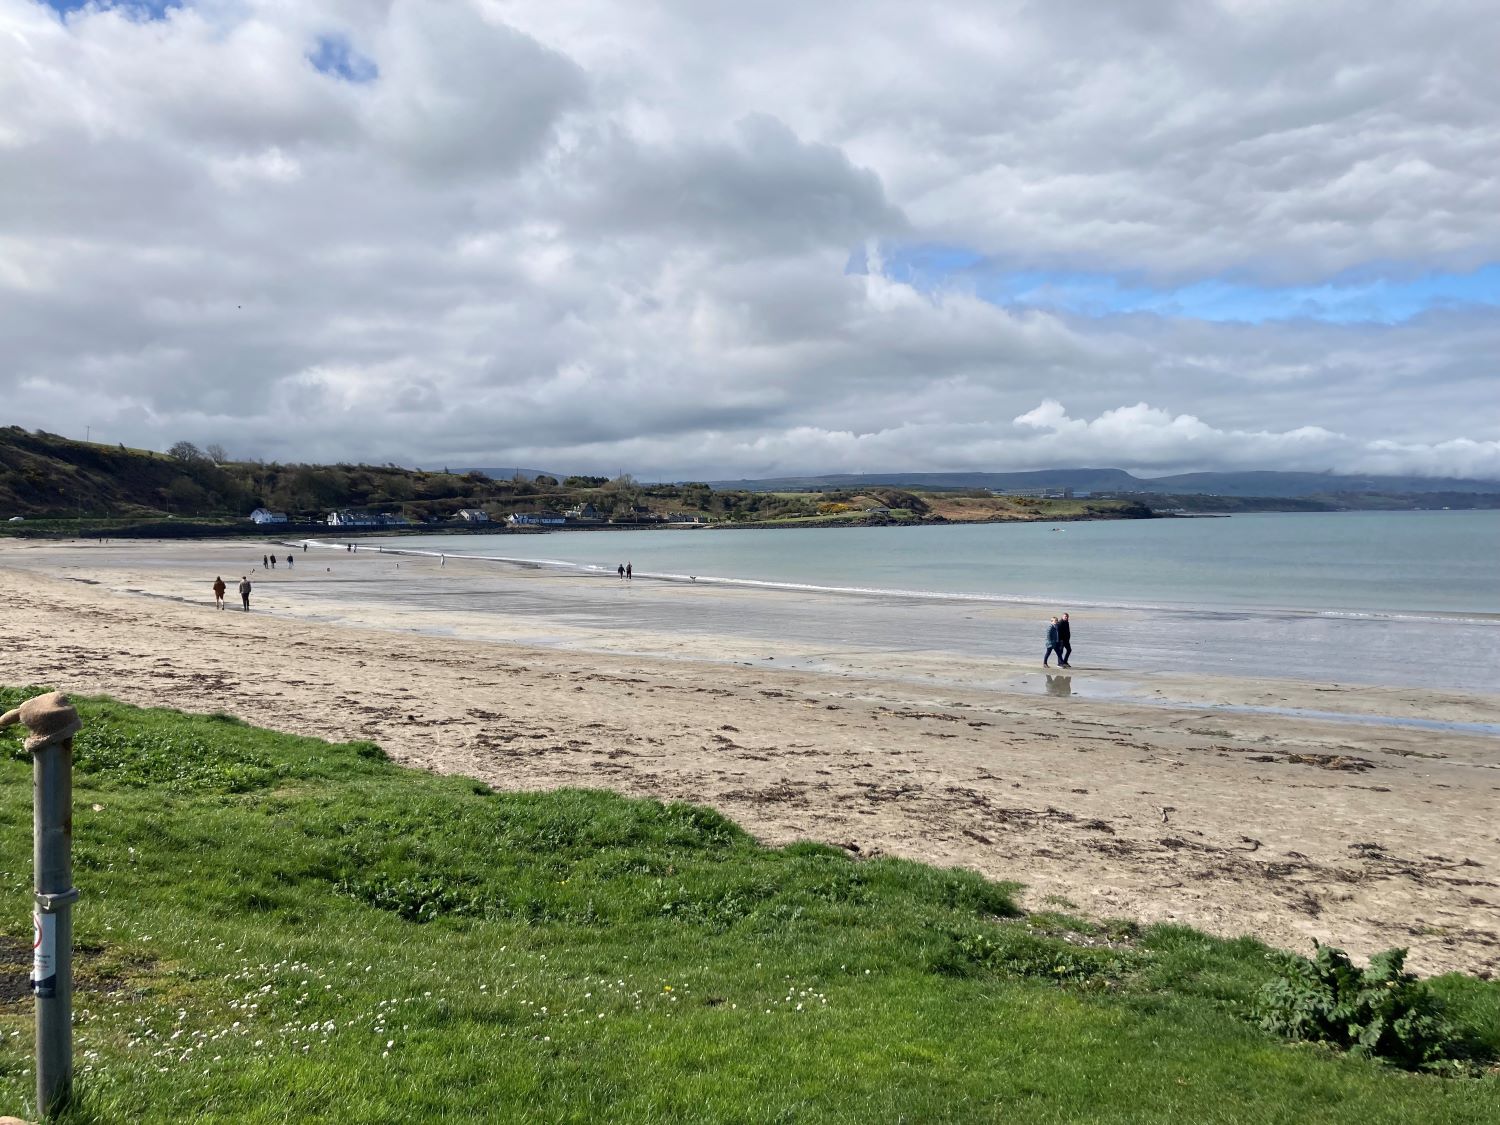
xmin=212 ymin=576 xmax=252 ymax=611
xmin=1044 ymin=613 xmax=1072 ymax=668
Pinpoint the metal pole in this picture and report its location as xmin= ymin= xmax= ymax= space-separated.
xmin=1 ymin=692 xmax=81 ymax=1118
xmin=34 ymin=735 xmax=76 ymax=1116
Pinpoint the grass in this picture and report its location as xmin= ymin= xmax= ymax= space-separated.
xmin=0 ymin=687 xmax=1495 ymax=1123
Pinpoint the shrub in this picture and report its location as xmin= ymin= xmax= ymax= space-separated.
xmin=1255 ymin=943 xmax=1473 ymax=1071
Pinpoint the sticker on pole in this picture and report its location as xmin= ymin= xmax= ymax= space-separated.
xmin=32 ymin=910 xmax=56 ymax=998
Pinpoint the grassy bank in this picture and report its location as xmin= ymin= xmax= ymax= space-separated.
xmin=0 ymin=689 xmax=1495 ymax=1123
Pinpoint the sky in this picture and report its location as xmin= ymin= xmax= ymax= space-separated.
xmin=3 ymin=0 xmax=1499 ymax=481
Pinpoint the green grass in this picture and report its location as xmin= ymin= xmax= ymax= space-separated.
xmin=0 ymin=687 xmax=1495 ymax=1123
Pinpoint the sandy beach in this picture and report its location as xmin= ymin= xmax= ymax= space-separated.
xmin=1 ymin=537 xmax=1497 ymax=976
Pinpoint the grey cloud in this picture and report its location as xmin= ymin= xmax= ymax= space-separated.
xmin=365 ymin=0 xmax=586 ymax=177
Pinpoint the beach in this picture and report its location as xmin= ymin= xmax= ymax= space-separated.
xmin=1 ymin=537 xmax=1497 ymax=976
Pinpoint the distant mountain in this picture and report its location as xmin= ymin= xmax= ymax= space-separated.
xmin=706 ymin=468 xmax=1500 ymax=498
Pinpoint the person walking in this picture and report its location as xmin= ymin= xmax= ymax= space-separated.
xmin=1057 ymin=612 xmax=1072 ymax=668
xmin=261 ymin=554 xmax=268 ymax=569
xmin=617 ymin=563 xmax=625 ymax=579
xmin=238 ymin=575 xmax=252 ymax=611
xmin=626 ymin=562 xmax=633 ymax=580
xmin=286 ymin=554 xmax=294 ymax=568
xmin=1044 ymin=617 xmax=1061 ymax=667
xmin=212 ymin=576 xmax=226 ymax=610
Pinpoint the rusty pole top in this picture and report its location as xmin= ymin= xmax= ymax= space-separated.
xmin=0 ymin=692 xmax=82 ymax=753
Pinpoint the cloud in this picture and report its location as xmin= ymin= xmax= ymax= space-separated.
xmin=0 ymin=0 xmax=1497 ymax=482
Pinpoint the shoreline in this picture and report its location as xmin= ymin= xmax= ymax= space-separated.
xmin=2 ymin=538 xmax=1498 ymax=976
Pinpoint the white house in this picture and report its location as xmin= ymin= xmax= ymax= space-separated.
xmin=326 ymin=510 xmax=381 ymax=527
xmin=456 ymin=509 xmax=490 ymax=523
xmin=250 ymin=508 xmax=288 ymax=525
xmin=507 ymin=511 xmax=566 ymax=527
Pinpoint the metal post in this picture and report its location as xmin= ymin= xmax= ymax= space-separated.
xmin=1 ymin=692 xmax=81 ymax=1118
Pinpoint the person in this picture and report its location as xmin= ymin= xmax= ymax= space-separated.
xmin=262 ymin=554 xmax=268 ymax=569
xmin=269 ymin=555 xmax=276 ymax=569
xmin=626 ymin=562 xmax=633 ymax=580
xmin=286 ymin=554 xmax=293 ymax=568
xmin=212 ymin=576 xmax=226 ymax=610
xmin=617 ymin=564 xmax=625 ymax=579
xmin=302 ymin=542 xmax=307 ymax=552
xmin=1044 ymin=617 xmax=1061 ymax=667
xmin=1057 ymin=612 xmax=1072 ymax=668
xmin=238 ymin=576 xmax=252 ymax=611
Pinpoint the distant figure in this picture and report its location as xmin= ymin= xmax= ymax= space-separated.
xmin=1057 ymin=613 xmax=1072 ymax=668
xmin=269 ymin=555 xmax=276 ymax=569
xmin=302 ymin=543 xmax=307 ymax=552
xmin=262 ymin=554 xmax=268 ymax=569
xmin=347 ymin=544 xmax=353 ymax=552
xmin=238 ymin=576 xmax=252 ymax=611
xmin=286 ymin=554 xmax=293 ymax=568
xmin=617 ymin=564 xmax=625 ymax=579
xmin=626 ymin=562 xmax=633 ymax=580
xmin=441 ymin=555 xmax=445 ymax=567
xmin=212 ymin=576 xmax=226 ymax=610
xmin=1044 ymin=617 xmax=1061 ymax=667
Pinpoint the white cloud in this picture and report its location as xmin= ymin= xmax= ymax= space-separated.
xmin=0 ymin=0 xmax=1497 ymax=480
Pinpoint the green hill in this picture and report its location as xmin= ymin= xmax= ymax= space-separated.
xmin=0 ymin=689 xmax=1494 ymax=1122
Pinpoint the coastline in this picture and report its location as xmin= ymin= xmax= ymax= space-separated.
xmin=1 ymin=537 xmax=1497 ymax=976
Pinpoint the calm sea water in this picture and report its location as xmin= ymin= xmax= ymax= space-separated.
xmin=395 ymin=510 xmax=1499 ymax=618
xmin=330 ymin=511 xmax=1500 ymax=698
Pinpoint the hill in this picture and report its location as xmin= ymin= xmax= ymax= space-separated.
xmin=0 ymin=429 xmax=1154 ymax=533
xmin=709 ymin=468 xmax=1500 ymax=499
xmin=0 ymin=429 xmax=813 ymax=529
xmin=0 ymin=689 xmax=1494 ymax=1121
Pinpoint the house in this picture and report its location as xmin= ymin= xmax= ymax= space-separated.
xmin=249 ymin=508 xmax=288 ymax=525
xmin=564 ymin=503 xmax=601 ymax=521
xmin=863 ymin=506 xmax=892 ymax=515
xmin=507 ymin=511 xmax=567 ymax=527
xmin=456 ymin=509 xmax=490 ymax=523
xmin=378 ymin=513 xmax=410 ymax=528
xmin=326 ymin=510 xmax=381 ymax=527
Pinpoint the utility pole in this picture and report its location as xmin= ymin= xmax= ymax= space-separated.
xmin=1 ymin=691 xmax=81 ymax=1117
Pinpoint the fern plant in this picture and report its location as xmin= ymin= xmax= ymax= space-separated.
xmin=1255 ymin=943 xmax=1468 ymax=1071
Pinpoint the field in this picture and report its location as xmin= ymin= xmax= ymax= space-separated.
xmin=0 ymin=689 xmax=1495 ymax=1123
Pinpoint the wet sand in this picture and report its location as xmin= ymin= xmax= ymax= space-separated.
xmin=2 ymin=538 xmax=1498 ymax=976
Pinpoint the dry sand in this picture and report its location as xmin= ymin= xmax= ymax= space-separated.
xmin=1 ymin=538 xmax=1497 ymax=976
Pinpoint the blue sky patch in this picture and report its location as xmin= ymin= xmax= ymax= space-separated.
xmin=41 ymin=0 xmax=179 ymax=18
xmin=307 ymin=33 xmax=379 ymax=84
xmin=866 ymin=242 xmax=1500 ymax=325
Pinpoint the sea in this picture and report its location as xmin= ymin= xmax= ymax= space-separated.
xmin=353 ymin=510 xmax=1500 ymax=702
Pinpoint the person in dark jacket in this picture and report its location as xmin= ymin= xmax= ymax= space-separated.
xmin=238 ymin=576 xmax=252 ymax=611
xmin=1044 ymin=617 xmax=1061 ymax=667
xmin=1057 ymin=613 xmax=1072 ymax=667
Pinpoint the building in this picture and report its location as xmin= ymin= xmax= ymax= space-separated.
xmin=326 ymin=510 xmax=408 ymax=528
xmin=993 ymin=487 xmax=1074 ymax=500
xmin=507 ymin=511 xmax=566 ymax=526
xmin=249 ymin=508 xmax=288 ymax=525
xmin=456 ymin=509 xmax=490 ymax=523
xmin=564 ymin=503 xmax=601 ymax=521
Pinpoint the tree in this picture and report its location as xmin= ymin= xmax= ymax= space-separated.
xmin=534 ymin=474 xmax=559 ymax=488
xmin=168 ymin=440 xmax=205 ymax=463
xmin=205 ymin=443 xmax=228 ymax=464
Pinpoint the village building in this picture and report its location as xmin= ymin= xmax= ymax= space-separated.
xmin=249 ymin=508 xmax=288 ymax=525
xmin=507 ymin=511 xmax=567 ymax=527
xmin=456 ymin=509 xmax=490 ymax=523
